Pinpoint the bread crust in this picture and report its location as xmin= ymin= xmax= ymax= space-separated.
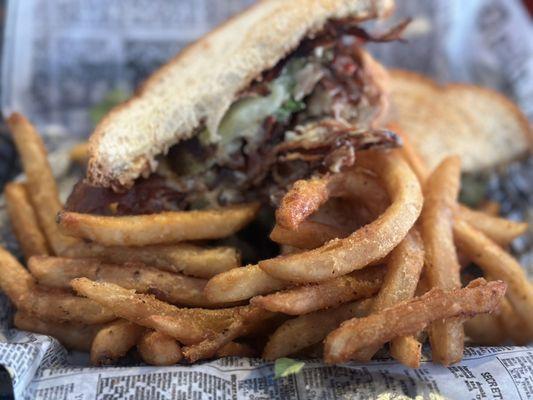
xmin=87 ymin=0 xmax=395 ymax=189
xmin=388 ymin=69 xmax=531 ymax=172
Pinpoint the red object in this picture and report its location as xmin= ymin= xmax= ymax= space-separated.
xmin=524 ymin=0 xmax=533 ymax=16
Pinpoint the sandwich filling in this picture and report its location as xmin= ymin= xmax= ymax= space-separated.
xmin=67 ymin=20 xmax=405 ymax=216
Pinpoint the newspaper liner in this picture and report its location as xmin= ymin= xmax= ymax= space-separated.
xmin=1 ymin=0 xmax=532 ymax=398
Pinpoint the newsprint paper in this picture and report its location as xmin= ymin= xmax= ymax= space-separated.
xmin=1 ymin=0 xmax=532 ymax=399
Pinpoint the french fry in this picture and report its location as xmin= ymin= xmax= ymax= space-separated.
xmin=275 ymin=168 xmax=388 ymax=230
xmin=4 ymin=182 xmax=50 ymax=259
xmin=205 ymin=265 xmax=287 ymax=303
xmin=57 ymin=202 xmax=260 ymax=246
xmin=182 ymin=306 xmax=274 ymax=362
xmin=0 ymin=245 xmax=35 ymax=306
xmin=324 ymin=279 xmax=506 ymax=364
xmin=352 ymin=229 xmax=425 ymax=364
xmin=397 ymin=130 xmax=527 ymax=246
xmin=62 ymin=242 xmax=240 ymax=279
xmin=138 ymin=331 xmax=183 ymax=365
xmin=0 ymin=245 xmax=114 ymax=324
xmin=456 ymin=205 xmax=527 ymax=246
xmin=420 ymin=156 xmax=464 ymax=366
xmin=263 ymin=299 xmax=373 ymax=360
xmin=270 ymin=220 xmax=348 ymax=249
xmin=389 ymin=336 xmax=422 ymax=369
xmin=7 ymin=113 xmax=79 ymax=254
xmin=260 ymin=151 xmax=423 ymax=283
xmin=454 ymin=219 xmax=533 ymax=333
xmin=497 ymin=297 xmax=533 ymax=345
xmin=250 ymin=265 xmax=384 ymax=315
xmin=216 ymin=342 xmax=256 ymax=358
xmin=28 ymin=256 xmax=224 ymax=308
xmin=69 ymin=142 xmax=90 ymax=165
xmin=25 ymin=287 xmax=116 ymax=325
xmin=91 ymin=319 xmax=145 ymax=365
xmin=464 ymin=313 xmax=506 ymax=346
xmin=14 ymin=312 xmax=103 ymax=352
xmin=71 ymin=278 xmax=257 ymax=345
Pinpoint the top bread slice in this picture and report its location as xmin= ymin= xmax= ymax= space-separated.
xmin=87 ymin=0 xmax=395 ymax=189
xmin=388 ymin=69 xmax=531 ymax=173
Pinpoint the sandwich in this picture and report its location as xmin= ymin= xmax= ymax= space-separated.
xmin=65 ymin=0 xmax=402 ymax=216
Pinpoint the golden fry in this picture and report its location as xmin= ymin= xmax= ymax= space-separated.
xmin=57 ymin=202 xmax=260 ymax=246
xmin=72 ymin=278 xmax=255 ymax=345
xmin=138 ymin=331 xmax=183 ymax=365
xmin=182 ymin=306 xmax=274 ymax=362
xmin=251 ymin=266 xmax=384 ymax=315
xmin=454 ymin=219 xmax=533 ymax=333
xmin=205 ymin=265 xmax=287 ymax=303
xmin=389 ymin=336 xmax=422 ymax=369
xmin=464 ymin=313 xmax=506 ymax=346
xmin=62 ymin=242 xmax=240 ymax=279
xmin=456 ymin=205 xmax=527 ymax=246
xmin=216 ymin=342 xmax=256 ymax=358
xmin=353 ymin=229 xmax=425 ymax=363
xmin=29 ymin=256 xmax=223 ymax=308
xmin=263 ymin=299 xmax=373 ymax=360
xmin=260 ymin=151 xmax=423 ymax=283
xmin=7 ymin=113 xmax=79 ymax=254
xmin=497 ymin=297 xmax=533 ymax=345
xmin=91 ymin=319 xmax=145 ymax=365
xmin=69 ymin=142 xmax=90 ymax=165
xmin=270 ymin=220 xmax=348 ymax=249
xmin=14 ymin=312 xmax=102 ymax=352
xmin=421 ymin=156 xmax=464 ymax=366
xmin=324 ymin=279 xmax=506 ymax=364
xmin=4 ymin=182 xmax=49 ymax=259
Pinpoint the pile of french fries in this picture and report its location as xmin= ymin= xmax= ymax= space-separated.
xmin=0 ymin=112 xmax=531 ymax=368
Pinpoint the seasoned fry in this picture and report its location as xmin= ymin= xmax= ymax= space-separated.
xmin=7 ymin=113 xmax=79 ymax=254
xmin=0 ymin=245 xmax=35 ymax=306
xmin=352 ymin=229 xmax=425 ymax=364
xmin=324 ymin=279 xmax=506 ymax=364
xmin=69 ymin=141 xmax=90 ymax=164
xmin=454 ymin=219 xmax=533 ymax=333
xmin=91 ymin=319 xmax=145 ymax=365
xmin=138 ymin=331 xmax=183 ymax=365
xmin=270 ymin=220 xmax=348 ymax=249
xmin=205 ymin=265 xmax=287 ymax=303
xmin=263 ymin=299 xmax=373 ymax=360
xmin=251 ymin=265 xmax=384 ymax=315
xmin=464 ymin=313 xmax=506 ymax=346
xmin=182 ymin=306 xmax=274 ymax=362
xmin=4 ymin=182 xmax=49 ymax=259
xmin=276 ymin=176 xmax=332 ymax=230
xmin=57 ymin=202 xmax=260 ymax=246
xmin=420 ymin=156 xmax=464 ymax=366
xmin=72 ymin=278 xmax=254 ymax=345
xmin=260 ymin=151 xmax=423 ymax=283
xmin=0 ymin=246 xmax=113 ymax=324
xmin=62 ymin=242 xmax=240 ymax=279
xmin=497 ymin=297 xmax=533 ymax=345
xmin=456 ymin=205 xmax=527 ymax=245
xmin=25 ymin=287 xmax=116 ymax=325
xmin=275 ymin=168 xmax=388 ymax=230
xmin=397 ymin=131 xmax=525 ymax=246
xmin=14 ymin=312 xmax=102 ymax=352
xmin=216 ymin=342 xmax=256 ymax=358
xmin=389 ymin=336 xmax=422 ymax=369
xmin=29 ymin=256 xmax=222 ymax=308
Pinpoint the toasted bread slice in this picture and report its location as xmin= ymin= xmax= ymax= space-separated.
xmin=87 ymin=0 xmax=394 ymax=189
xmin=388 ymin=69 xmax=531 ymax=172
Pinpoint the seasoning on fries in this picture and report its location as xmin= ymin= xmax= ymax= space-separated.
xmin=57 ymin=203 xmax=260 ymax=246
xmin=4 ymin=182 xmax=50 ymax=259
